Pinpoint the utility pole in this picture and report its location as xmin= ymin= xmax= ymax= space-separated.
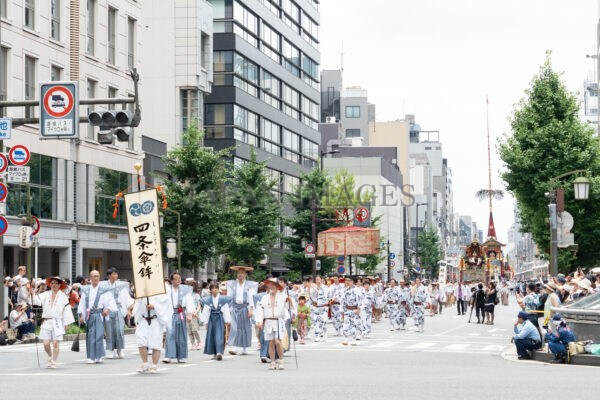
xmin=0 ymin=137 xmax=4 ymax=320
xmin=311 ymin=200 xmax=317 ymax=279
xmin=387 ymin=239 xmax=391 ymax=283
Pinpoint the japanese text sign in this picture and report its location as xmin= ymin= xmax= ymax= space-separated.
xmin=125 ymin=189 xmax=165 ymax=298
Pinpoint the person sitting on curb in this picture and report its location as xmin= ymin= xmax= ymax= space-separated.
xmin=511 ymin=311 xmax=541 ymax=360
xmin=545 ymin=314 xmax=576 ymax=364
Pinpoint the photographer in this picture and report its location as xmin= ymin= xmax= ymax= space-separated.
xmin=9 ymin=302 xmax=36 ymax=341
xmin=511 ymin=311 xmax=541 ymax=360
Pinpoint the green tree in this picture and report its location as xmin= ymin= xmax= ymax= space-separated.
xmin=499 ymin=52 xmax=600 ymax=272
xmin=417 ymin=225 xmax=442 ymax=278
xmin=162 ymin=123 xmax=237 ymax=273
xmin=282 ymin=166 xmax=338 ymax=276
xmin=224 ymin=148 xmax=281 ymax=270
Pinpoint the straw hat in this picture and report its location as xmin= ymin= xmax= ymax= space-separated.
xmin=262 ymin=278 xmax=284 ymax=290
xmin=230 ymin=265 xmax=254 ymax=272
xmin=46 ymin=276 xmax=68 ymax=291
xmin=578 ymin=278 xmax=593 ymax=291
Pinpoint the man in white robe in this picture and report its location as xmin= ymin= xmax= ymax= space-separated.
xmin=133 ymin=292 xmax=172 ymax=374
xmin=39 ymin=277 xmax=74 ymax=368
xmin=102 ymin=268 xmax=133 ymax=359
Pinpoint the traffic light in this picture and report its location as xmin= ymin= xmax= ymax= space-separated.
xmin=88 ymin=110 xmax=139 ymax=143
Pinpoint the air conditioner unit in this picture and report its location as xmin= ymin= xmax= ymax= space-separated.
xmin=326 ymin=116 xmax=336 ymax=123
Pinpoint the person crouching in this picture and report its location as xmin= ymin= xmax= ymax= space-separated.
xmin=546 ymin=314 xmax=576 ymax=364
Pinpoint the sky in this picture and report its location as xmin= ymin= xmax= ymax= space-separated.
xmin=318 ymin=0 xmax=598 ymax=245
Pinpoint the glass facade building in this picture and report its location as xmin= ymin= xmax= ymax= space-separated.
xmin=206 ymin=0 xmax=321 ymax=271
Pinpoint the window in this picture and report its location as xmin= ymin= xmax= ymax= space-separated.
xmin=95 ymin=168 xmax=130 ymax=225
xmin=86 ymin=79 xmax=96 ymax=139
xmin=201 ymin=33 xmax=210 ymax=70
xmin=86 ymin=0 xmax=95 ymax=55
xmin=233 ymin=1 xmax=258 ymax=47
xmin=128 ymin=18 xmax=135 ymax=69
xmin=7 ymin=153 xmax=57 ymax=220
xmin=24 ymin=0 xmax=35 ymax=29
xmin=108 ymin=87 xmax=117 ymax=110
xmin=50 ymin=65 xmax=62 ymax=81
xmin=214 ymin=51 xmax=233 ymax=72
xmin=261 ymin=70 xmax=281 ymax=109
xmin=233 ymin=53 xmax=258 ymax=83
xmin=212 ymin=0 xmax=233 ymax=19
xmin=24 ymin=56 xmax=36 ymax=118
xmin=282 ymin=39 xmax=300 ymax=76
xmin=302 ymin=55 xmax=318 ymax=81
xmin=261 ymin=23 xmax=280 ymax=63
xmin=282 ymin=0 xmax=299 ymax=22
xmin=1 ymin=0 xmax=6 ymax=19
xmin=181 ymin=89 xmax=201 ymax=134
xmin=261 ymin=118 xmax=281 ymax=156
xmin=345 ymin=106 xmax=360 ymax=118
xmin=233 ymin=105 xmax=258 ymax=134
xmin=51 ymin=0 xmax=60 ymax=40
xmin=107 ymin=7 xmax=116 ymax=65
xmin=0 ymin=47 xmax=7 ymax=104
xmin=346 ymin=129 xmax=361 ymax=138
xmin=205 ymin=103 xmax=233 ymax=125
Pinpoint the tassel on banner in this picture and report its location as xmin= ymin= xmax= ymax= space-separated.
xmin=112 ymin=193 xmax=123 ymax=219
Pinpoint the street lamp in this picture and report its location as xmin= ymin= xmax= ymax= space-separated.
xmin=573 ymin=176 xmax=591 ymax=200
xmin=547 ymin=170 xmax=591 ymax=276
xmin=320 ymin=149 xmax=340 ymax=172
xmin=160 ymin=208 xmax=182 ymax=271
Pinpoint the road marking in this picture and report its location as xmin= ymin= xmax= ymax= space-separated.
xmin=482 ymin=345 xmax=506 ymax=352
xmin=372 ymin=341 xmax=396 ymax=348
xmin=467 ymin=333 xmax=480 ymax=336
xmin=407 ymin=342 xmax=435 ymax=349
xmin=433 ymin=324 xmax=467 ymax=337
xmin=177 ymin=363 xmax=197 ymax=368
xmin=443 ymin=343 xmax=470 ymax=351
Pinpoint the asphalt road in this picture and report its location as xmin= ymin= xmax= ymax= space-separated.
xmin=0 ymin=298 xmax=596 ymax=399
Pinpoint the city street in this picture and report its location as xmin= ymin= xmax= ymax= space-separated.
xmin=0 ymin=301 xmax=595 ymax=399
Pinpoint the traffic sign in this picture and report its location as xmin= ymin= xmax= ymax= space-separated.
xmin=390 ymin=260 xmax=395 ymax=267
xmin=337 ymin=255 xmax=346 ymax=262
xmin=0 ymin=216 xmax=7 ymax=236
xmin=0 ymin=118 xmax=11 ymax=139
xmin=390 ymin=252 xmax=396 ymax=260
xmin=31 ymin=216 xmax=40 ymax=236
xmin=0 ymin=154 xmax=7 ymax=173
xmin=7 ymin=166 xmax=30 ymax=183
xmin=415 ymin=266 xmax=421 ymax=273
xmin=305 ymin=243 xmax=315 ymax=254
xmin=353 ymin=205 xmax=371 ymax=227
xmin=0 ymin=182 xmax=7 ymax=202
xmin=9 ymin=145 xmax=30 ymax=165
xmin=39 ymin=82 xmax=79 ymax=139
xmin=337 ymin=266 xmax=346 ymax=275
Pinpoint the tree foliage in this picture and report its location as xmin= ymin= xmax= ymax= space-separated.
xmin=223 ymin=148 xmax=282 ymax=269
xmin=282 ymin=166 xmax=337 ymax=276
xmin=417 ymin=225 xmax=442 ymax=277
xmin=499 ymin=52 xmax=600 ymax=272
xmin=162 ymin=123 xmax=237 ymax=271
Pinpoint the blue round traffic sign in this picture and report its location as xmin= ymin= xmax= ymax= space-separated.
xmin=0 ymin=216 xmax=7 ymax=236
xmin=415 ymin=266 xmax=421 ymax=273
xmin=0 ymin=153 xmax=7 ymax=173
xmin=337 ymin=266 xmax=346 ymax=275
xmin=390 ymin=252 xmax=396 ymax=260
xmin=0 ymin=182 xmax=7 ymax=202
xmin=337 ymin=255 xmax=345 ymax=262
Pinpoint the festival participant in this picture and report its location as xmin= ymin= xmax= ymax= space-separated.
xmin=454 ymin=280 xmax=468 ymax=315
xmin=78 ymin=270 xmax=117 ymax=364
xmin=328 ymin=276 xmax=344 ymax=336
xmin=38 ymin=277 xmax=74 ymax=368
xmin=102 ymin=267 xmax=133 ymax=359
xmin=397 ymin=280 xmax=412 ymax=330
xmin=278 ymin=276 xmax=294 ymax=353
xmin=361 ymin=280 xmax=375 ymax=338
xmin=226 ymin=266 xmax=258 ymax=355
xmin=163 ymin=272 xmax=194 ymax=363
xmin=309 ymin=275 xmax=329 ymax=342
xmin=382 ymin=279 xmax=400 ymax=331
xmin=341 ymin=277 xmax=362 ymax=346
xmin=373 ymin=279 xmax=384 ymax=322
xmin=253 ymin=284 xmax=270 ymax=362
xmin=294 ymin=293 xmax=311 ymax=344
xmin=200 ymin=283 xmax=232 ymax=361
xmin=412 ymin=278 xmax=429 ymax=333
xmin=255 ymin=278 xmax=288 ymax=370
xmin=133 ymin=291 xmax=172 ymax=374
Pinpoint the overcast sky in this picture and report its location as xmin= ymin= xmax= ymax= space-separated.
xmin=319 ymin=0 xmax=598 ymax=246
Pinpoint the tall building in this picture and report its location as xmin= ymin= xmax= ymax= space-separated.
xmin=204 ymin=0 xmax=321 ymax=272
xmin=140 ymin=0 xmax=214 ymax=151
xmin=0 ymin=0 xmax=143 ymax=282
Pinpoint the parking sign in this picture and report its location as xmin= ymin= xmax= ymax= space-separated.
xmin=0 ymin=118 xmax=11 ymax=139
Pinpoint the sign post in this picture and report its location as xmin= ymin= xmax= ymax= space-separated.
xmin=39 ymin=82 xmax=79 ymax=139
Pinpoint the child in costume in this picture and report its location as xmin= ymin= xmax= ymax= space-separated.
xmin=294 ymin=293 xmax=311 ymax=344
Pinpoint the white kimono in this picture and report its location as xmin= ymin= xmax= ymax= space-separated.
xmin=133 ymin=294 xmax=172 ymax=351
xmin=255 ymin=292 xmax=289 ymax=341
xmin=39 ymin=291 xmax=74 ymax=340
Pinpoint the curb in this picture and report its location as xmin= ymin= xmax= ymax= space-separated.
xmin=501 ymin=347 xmax=600 ymax=368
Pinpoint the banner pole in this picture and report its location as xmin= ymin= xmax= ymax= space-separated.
xmin=133 ymin=162 xmax=152 ymax=324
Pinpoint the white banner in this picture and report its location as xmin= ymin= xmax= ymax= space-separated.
xmin=125 ymin=189 xmax=165 ymax=298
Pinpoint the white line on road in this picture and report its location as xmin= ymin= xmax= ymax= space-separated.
xmin=443 ymin=344 xmax=470 ymax=351
xmin=407 ymin=342 xmax=436 ymax=349
xmin=433 ymin=324 xmax=467 ymax=337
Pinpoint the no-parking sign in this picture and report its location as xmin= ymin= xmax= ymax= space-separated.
xmin=337 ymin=265 xmax=346 ymax=275
xmin=39 ymin=82 xmax=79 ymax=139
xmin=0 ymin=153 xmax=7 ymax=173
